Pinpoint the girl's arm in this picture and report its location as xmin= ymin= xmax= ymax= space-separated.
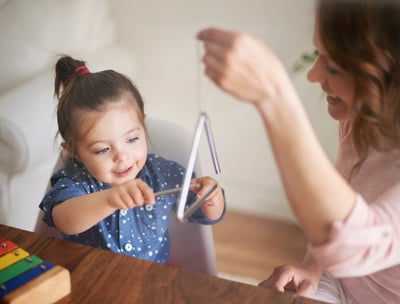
xmin=52 ymin=179 xmax=155 ymax=235
xmin=197 ymin=28 xmax=355 ymax=244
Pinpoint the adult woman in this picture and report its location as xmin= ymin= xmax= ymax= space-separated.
xmin=197 ymin=0 xmax=400 ymax=303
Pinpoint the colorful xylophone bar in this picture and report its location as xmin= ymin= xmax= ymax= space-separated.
xmin=0 ymin=236 xmax=71 ymax=304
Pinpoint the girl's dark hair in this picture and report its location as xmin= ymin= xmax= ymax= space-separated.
xmin=317 ymin=0 xmax=400 ymax=176
xmin=54 ymin=55 xmax=145 ymax=155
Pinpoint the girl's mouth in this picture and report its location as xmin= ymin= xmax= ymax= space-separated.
xmin=114 ymin=166 xmax=133 ymax=177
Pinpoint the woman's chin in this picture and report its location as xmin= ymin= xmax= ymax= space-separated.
xmin=327 ymin=104 xmax=350 ymax=121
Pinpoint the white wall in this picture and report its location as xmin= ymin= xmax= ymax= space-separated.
xmin=0 ymin=0 xmax=137 ymax=230
xmin=0 ymin=0 xmax=339 ymax=226
xmin=110 ymin=0 xmax=339 ymax=222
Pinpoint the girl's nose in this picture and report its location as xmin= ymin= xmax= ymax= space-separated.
xmin=114 ymin=149 xmax=128 ymax=163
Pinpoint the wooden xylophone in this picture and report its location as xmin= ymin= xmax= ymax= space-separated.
xmin=0 ymin=236 xmax=71 ymax=304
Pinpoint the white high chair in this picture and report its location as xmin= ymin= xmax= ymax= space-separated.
xmin=34 ymin=116 xmax=218 ymax=275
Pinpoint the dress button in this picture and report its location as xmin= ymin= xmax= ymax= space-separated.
xmin=120 ymin=210 xmax=127 ymax=216
xmin=124 ymin=243 xmax=133 ymax=252
xmin=145 ymin=204 xmax=154 ymax=211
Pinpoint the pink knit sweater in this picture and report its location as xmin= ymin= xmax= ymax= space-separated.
xmin=308 ymin=121 xmax=400 ymax=303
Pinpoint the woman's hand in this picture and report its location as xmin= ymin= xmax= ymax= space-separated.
xmin=106 ymin=179 xmax=155 ymax=210
xmin=258 ymin=263 xmax=322 ymax=298
xmin=191 ymin=176 xmax=225 ymax=220
xmin=197 ymin=27 xmax=290 ymax=107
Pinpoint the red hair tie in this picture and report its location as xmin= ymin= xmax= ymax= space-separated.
xmin=75 ymin=65 xmax=90 ymax=75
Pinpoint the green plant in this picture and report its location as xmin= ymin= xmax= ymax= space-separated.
xmin=290 ymin=50 xmax=317 ymax=74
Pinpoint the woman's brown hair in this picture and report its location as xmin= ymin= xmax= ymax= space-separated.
xmin=317 ymin=0 xmax=400 ymax=175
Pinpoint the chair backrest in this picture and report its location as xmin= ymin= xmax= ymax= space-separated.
xmin=34 ymin=116 xmax=217 ymax=276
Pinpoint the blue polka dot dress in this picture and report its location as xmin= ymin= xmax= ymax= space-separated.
xmin=39 ymin=154 xmax=225 ymax=264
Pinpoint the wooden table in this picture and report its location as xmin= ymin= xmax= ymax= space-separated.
xmin=0 ymin=224 xmax=326 ymax=304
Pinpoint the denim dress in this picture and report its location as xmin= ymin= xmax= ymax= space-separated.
xmin=39 ymin=154 xmax=224 ymax=263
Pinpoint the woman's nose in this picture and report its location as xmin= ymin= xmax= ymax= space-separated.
xmin=307 ymin=58 xmax=322 ymax=84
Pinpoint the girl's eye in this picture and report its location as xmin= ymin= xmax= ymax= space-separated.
xmin=95 ymin=147 xmax=109 ymax=155
xmin=127 ymin=137 xmax=139 ymax=144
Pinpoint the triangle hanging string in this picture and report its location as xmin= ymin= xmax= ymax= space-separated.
xmin=197 ymin=40 xmax=211 ymax=114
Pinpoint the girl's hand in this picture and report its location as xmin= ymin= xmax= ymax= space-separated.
xmin=258 ymin=263 xmax=321 ymax=298
xmin=52 ymin=179 xmax=155 ymax=235
xmin=191 ymin=176 xmax=224 ymax=220
xmin=106 ymin=179 xmax=155 ymax=210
